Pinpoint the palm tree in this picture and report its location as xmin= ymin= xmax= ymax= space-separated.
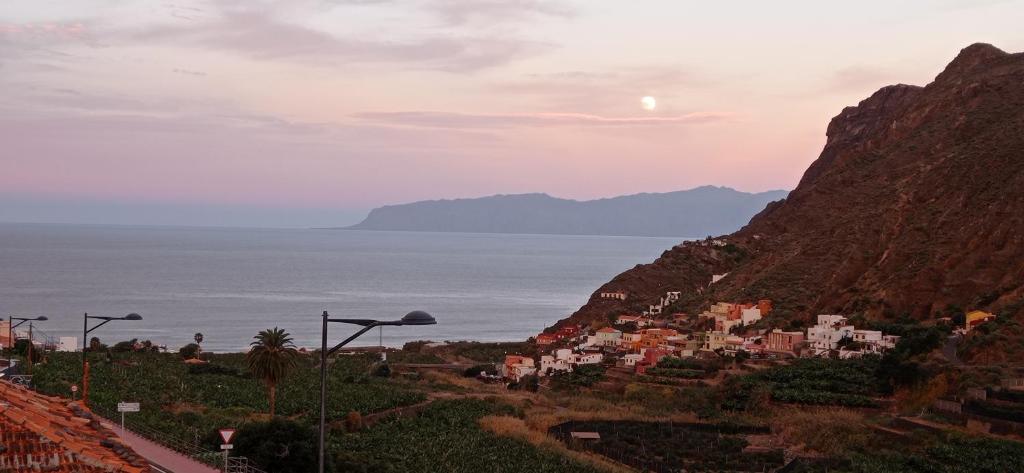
xmin=247 ymin=327 xmax=298 ymax=417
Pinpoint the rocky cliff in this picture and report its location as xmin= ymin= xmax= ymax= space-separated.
xmin=558 ymin=43 xmax=1024 ymax=328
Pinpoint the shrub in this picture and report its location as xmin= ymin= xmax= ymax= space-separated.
xmin=463 ymin=364 xmax=494 ymax=378
xmin=371 ymin=362 xmax=391 ymax=378
xmin=233 ymin=418 xmax=321 ymax=473
xmin=179 ymin=343 xmax=200 ymax=359
xmin=550 ymin=364 xmax=605 ymax=387
xmin=187 ymin=363 xmax=247 ymax=377
xmin=112 ymin=339 xmax=139 ymax=353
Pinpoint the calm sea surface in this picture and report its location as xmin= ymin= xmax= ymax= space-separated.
xmin=0 ymin=223 xmax=680 ymax=352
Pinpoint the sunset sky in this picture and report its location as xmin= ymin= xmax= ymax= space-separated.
xmin=2 ymin=0 xmax=1023 ymax=226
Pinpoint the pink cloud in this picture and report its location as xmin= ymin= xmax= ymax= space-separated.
xmin=354 ymin=110 xmax=734 ymax=128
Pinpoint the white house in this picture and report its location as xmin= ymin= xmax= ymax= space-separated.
xmin=595 ymin=327 xmax=622 ymax=347
xmin=600 ymin=291 xmax=628 ymax=301
xmin=850 ymin=330 xmax=900 ymax=354
xmin=540 ymin=355 xmax=572 ymax=375
xmin=58 ymin=336 xmax=78 ymax=352
xmin=579 ymin=335 xmax=599 ymax=349
xmin=806 ymin=315 xmax=855 ymax=355
xmin=500 ymin=356 xmax=537 ymax=381
xmin=573 ymin=353 xmax=604 ymax=365
xmin=740 ymin=307 xmax=763 ymax=326
xmin=616 ymin=315 xmax=652 ymax=327
xmin=622 ymin=353 xmax=644 ymax=366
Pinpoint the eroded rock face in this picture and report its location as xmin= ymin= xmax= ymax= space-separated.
xmin=558 ymin=43 xmax=1024 ymax=328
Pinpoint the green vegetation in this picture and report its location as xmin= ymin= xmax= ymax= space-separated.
xmin=959 ymin=299 xmax=1024 ymax=364
xmin=179 ymin=343 xmax=200 ymax=359
xmin=335 ymin=399 xmax=594 ymax=473
xmin=549 ymin=364 xmax=605 ymax=388
xmin=645 ymin=356 xmax=721 ymax=379
xmin=462 ymin=363 xmax=495 ymax=377
xmin=549 ymin=420 xmax=782 ymax=472
xmin=230 ymin=418 xmax=320 ymax=473
xmin=643 ymin=367 xmax=705 ymax=379
xmin=965 ymin=398 xmax=1024 ymax=423
xmin=31 ymin=351 xmax=425 ymax=454
xmin=814 ymin=435 xmax=1024 ymax=473
xmin=447 ymin=341 xmax=536 ymax=362
xmin=723 ymin=358 xmax=882 ymax=409
xmin=246 ymin=327 xmax=300 ymax=417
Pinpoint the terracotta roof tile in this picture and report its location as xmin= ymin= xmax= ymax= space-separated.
xmin=0 ymin=380 xmax=153 ymax=472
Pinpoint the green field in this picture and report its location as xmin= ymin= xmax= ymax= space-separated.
xmin=31 ymin=352 xmax=424 ymax=450
xmin=29 ymin=351 xmax=594 ymax=473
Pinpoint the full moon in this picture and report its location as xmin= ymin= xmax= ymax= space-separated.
xmin=641 ymin=96 xmax=657 ymax=111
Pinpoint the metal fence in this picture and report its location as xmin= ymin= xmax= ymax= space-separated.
xmin=94 ymin=404 xmax=266 ymax=472
xmin=227 ymin=457 xmax=268 ymax=473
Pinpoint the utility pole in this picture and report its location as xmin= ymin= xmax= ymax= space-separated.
xmin=27 ymin=322 xmax=33 ymax=374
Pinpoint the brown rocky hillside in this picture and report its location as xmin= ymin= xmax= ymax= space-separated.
xmin=556 ymin=43 xmax=1024 ymax=329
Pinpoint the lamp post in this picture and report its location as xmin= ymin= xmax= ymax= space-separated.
xmin=82 ymin=312 xmax=142 ymax=403
xmin=317 ymin=310 xmax=436 ymax=473
xmin=7 ymin=315 xmax=47 ymax=374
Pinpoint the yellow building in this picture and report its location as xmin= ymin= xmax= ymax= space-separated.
xmin=966 ymin=310 xmax=996 ymax=331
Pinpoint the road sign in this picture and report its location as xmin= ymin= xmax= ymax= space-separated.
xmin=71 ymin=385 xmax=78 ymax=392
xmin=219 ymin=428 xmax=236 ymax=444
xmin=117 ymin=402 xmax=140 ymax=412
xmin=221 ymin=444 xmax=234 ymax=450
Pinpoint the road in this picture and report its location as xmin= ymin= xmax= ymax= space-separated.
xmin=98 ymin=418 xmax=221 ymax=473
xmin=942 ymin=335 xmax=963 ymax=366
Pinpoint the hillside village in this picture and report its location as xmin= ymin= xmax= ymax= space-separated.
xmin=500 ymin=265 xmax=999 ymax=384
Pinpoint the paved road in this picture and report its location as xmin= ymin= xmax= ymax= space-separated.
xmin=99 ymin=419 xmax=221 ymax=473
xmin=942 ymin=335 xmax=963 ymax=366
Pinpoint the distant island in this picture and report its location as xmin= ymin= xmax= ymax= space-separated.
xmin=340 ymin=186 xmax=789 ymax=237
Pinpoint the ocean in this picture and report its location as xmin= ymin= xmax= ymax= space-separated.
xmin=0 ymin=223 xmax=681 ymax=352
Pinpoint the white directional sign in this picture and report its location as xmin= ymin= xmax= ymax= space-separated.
xmin=221 ymin=444 xmax=234 ymax=450
xmin=117 ymin=402 xmax=140 ymax=412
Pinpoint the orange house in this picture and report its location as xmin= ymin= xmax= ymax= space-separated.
xmin=637 ymin=328 xmax=679 ymax=349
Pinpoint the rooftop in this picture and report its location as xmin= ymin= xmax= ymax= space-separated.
xmin=0 ymin=381 xmax=152 ymax=472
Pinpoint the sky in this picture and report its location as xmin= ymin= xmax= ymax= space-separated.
xmin=1 ymin=0 xmax=1023 ymax=227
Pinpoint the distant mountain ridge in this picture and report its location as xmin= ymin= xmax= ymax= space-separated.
xmin=342 ymin=186 xmax=789 ymax=237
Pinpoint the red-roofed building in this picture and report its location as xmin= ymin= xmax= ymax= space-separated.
xmin=535 ymin=333 xmax=558 ymax=345
xmin=556 ymin=325 xmax=581 ymax=340
xmin=0 ymin=381 xmax=152 ymax=472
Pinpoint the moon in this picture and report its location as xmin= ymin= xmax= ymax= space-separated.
xmin=641 ymin=96 xmax=657 ymax=111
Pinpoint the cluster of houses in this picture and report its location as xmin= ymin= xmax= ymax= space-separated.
xmin=698 ymin=300 xmax=771 ymax=333
xmin=501 ymin=296 xmax=928 ymax=383
xmin=643 ymin=291 xmax=682 ymax=316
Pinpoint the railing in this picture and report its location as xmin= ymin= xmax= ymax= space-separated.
xmin=6 ymin=374 xmax=32 ymax=386
xmin=227 ymin=457 xmax=268 ymax=473
xmin=90 ymin=403 xmax=224 ymax=468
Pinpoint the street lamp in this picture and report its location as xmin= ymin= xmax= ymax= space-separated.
xmin=317 ymin=310 xmax=436 ymax=473
xmin=82 ymin=312 xmax=142 ymax=403
xmin=6 ymin=315 xmax=48 ymax=373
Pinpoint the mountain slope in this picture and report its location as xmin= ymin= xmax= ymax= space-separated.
xmin=343 ymin=187 xmax=788 ymax=237
xmin=558 ymin=43 xmax=1024 ymax=328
